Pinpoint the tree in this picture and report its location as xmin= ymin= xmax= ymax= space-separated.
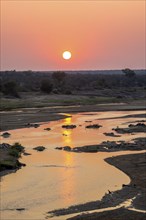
xmin=40 ymin=80 xmax=53 ymax=94
xmin=52 ymin=71 xmax=66 ymax=88
xmin=3 ymin=81 xmax=19 ymax=97
xmin=122 ymin=68 xmax=136 ymax=77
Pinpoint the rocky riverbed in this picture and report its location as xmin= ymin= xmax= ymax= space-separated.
xmin=55 ymin=137 xmax=146 ymax=153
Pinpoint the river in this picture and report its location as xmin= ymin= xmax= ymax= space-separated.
xmin=0 ymin=110 xmax=145 ymax=220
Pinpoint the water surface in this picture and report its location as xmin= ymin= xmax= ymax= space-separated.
xmin=1 ymin=110 xmax=145 ymax=220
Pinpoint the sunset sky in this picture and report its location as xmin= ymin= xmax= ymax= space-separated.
xmin=1 ymin=0 xmax=145 ymax=71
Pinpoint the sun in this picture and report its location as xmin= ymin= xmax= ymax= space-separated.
xmin=62 ymin=51 xmax=71 ymax=60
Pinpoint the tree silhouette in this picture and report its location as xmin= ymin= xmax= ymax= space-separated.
xmin=122 ymin=68 xmax=136 ymax=77
xmin=40 ymin=80 xmax=53 ymax=94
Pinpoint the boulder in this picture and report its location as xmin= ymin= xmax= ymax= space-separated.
xmin=63 ymin=146 xmax=71 ymax=151
xmin=62 ymin=125 xmax=76 ymax=129
xmin=1 ymin=132 xmax=11 ymax=138
xmin=85 ymin=124 xmax=102 ymax=129
xmin=44 ymin=128 xmax=51 ymax=131
xmin=33 ymin=146 xmax=46 ymax=151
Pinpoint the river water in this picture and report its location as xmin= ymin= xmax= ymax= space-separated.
xmin=0 ymin=110 xmax=145 ymax=220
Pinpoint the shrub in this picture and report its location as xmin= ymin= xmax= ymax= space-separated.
xmin=52 ymin=71 xmax=66 ymax=84
xmin=40 ymin=80 xmax=53 ymax=94
xmin=122 ymin=68 xmax=136 ymax=77
xmin=2 ymin=81 xmax=20 ymax=97
xmin=11 ymin=142 xmax=24 ymax=152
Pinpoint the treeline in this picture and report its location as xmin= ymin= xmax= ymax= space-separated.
xmin=0 ymin=69 xmax=146 ymax=97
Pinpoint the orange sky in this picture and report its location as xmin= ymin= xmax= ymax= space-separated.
xmin=1 ymin=0 xmax=145 ymax=71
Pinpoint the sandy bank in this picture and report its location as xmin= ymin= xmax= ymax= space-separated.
xmin=0 ymin=101 xmax=146 ymax=131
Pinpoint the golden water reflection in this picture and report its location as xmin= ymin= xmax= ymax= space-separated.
xmin=61 ymin=115 xmax=76 ymax=204
xmin=62 ymin=116 xmax=74 ymax=148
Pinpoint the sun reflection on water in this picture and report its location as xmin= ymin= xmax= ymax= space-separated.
xmin=61 ymin=115 xmax=77 ymax=204
xmin=62 ymin=116 xmax=74 ymax=148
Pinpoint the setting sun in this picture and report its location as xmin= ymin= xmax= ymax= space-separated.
xmin=62 ymin=51 xmax=72 ymax=60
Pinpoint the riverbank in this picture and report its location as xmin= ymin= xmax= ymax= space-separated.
xmin=47 ymin=152 xmax=146 ymax=220
xmin=0 ymin=100 xmax=146 ymax=131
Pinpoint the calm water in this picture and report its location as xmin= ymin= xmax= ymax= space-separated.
xmin=1 ymin=110 xmax=145 ymax=220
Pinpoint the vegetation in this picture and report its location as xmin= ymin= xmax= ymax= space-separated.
xmin=0 ymin=80 xmax=20 ymax=97
xmin=0 ymin=69 xmax=145 ymax=110
xmin=40 ymin=79 xmax=53 ymax=94
xmin=0 ymin=142 xmax=25 ymax=172
xmin=122 ymin=68 xmax=136 ymax=78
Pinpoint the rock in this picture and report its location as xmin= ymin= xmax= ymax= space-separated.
xmin=23 ymin=152 xmax=31 ymax=156
xmin=113 ymin=123 xmax=146 ymax=134
xmin=104 ymin=132 xmax=121 ymax=137
xmin=62 ymin=125 xmax=76 ymax=129
xmin=63 ymin=146 xmax=71 ymax=151
xmin=25 ymin=123 xmax=39 ymax=128
xmin=85 ymin=124 xmax=102 ymax=129
xmin=44 ymin=128 xmax=51 ymax=131
xmin=16 ymin=208 xmax=25 ymax=211
xmin=1 ymin=132 xmax=11 ymax=138
xmin=55 ymin=147 xmax=63 ymax=150
xmin=34 ymin=124 xmax=39 ymax=128
xmin=33 ymin=146 xmax=46 ymax=151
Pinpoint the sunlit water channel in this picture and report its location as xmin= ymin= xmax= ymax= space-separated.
xmin=0 ymin=110 xmax=145 ymax=220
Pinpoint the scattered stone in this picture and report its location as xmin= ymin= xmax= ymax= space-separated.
xmin=23 ymin=152 xmax=31 ymax=156
xmin=34 ymin=124 xmax=40 ymax=128
xmin=16 ymin=208 xmax=25 ymax=211
xmin=62 ymin=125 xmax=76 ymax=129
xmin=113 ymin=123 xmax=146 ymax=134
xmin=44 ymin=128 xmax=51 ymax=131
xmin=63 ymin=146 xmax=71 ymax=151
xmin=33 ymin=146 xmax=46 ymax=151
xmin=104 ymin=132 xmax=121 ymax=137
xmin=25 ymin=123 xmax=39 ymax=128
xmin=55 ymin=147 xmax=63 ymax=150
xmin=59 ymin=137 xmax=146 ymax=153
xmin=55 ymin=146 xmax=71 ymax=151
xmin=85 ymin=124 xmax=102 ymax=129
xmin=1 ymin=132 xmax=11 ymax=138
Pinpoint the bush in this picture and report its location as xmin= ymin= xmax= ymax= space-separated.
xmin=9 ymin=149 xmax=20 ymax=157
xmin=122 ymin=68 xmax=136 ymax=77
xmin=40 ymin=80 xmax=53 ymax=94
xmin=2 ymin=81 xmax=20 ymax=97
xmin=64 ymin=89 xmax=72 ymax=95
xmin=11 ymin=142 xmax=24 ymax=152
xmin=52 ymin=71 xmax=66 ymax=84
